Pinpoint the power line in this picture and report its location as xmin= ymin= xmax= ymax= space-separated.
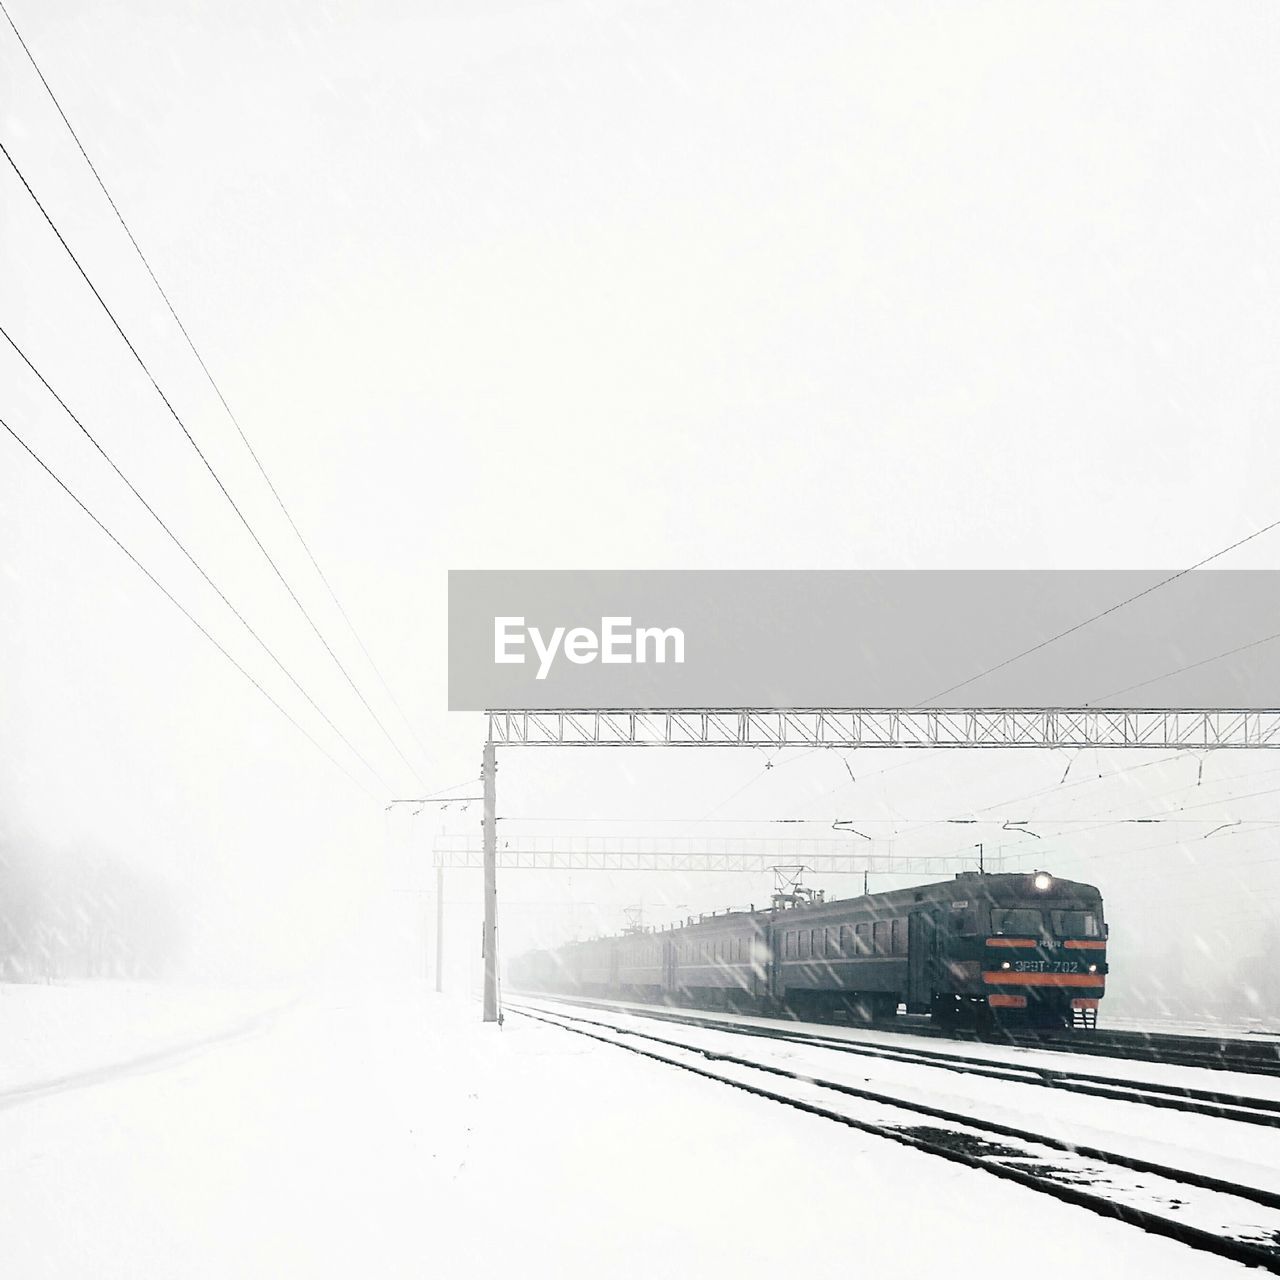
xmin=1088 ymin=627 xmax=1280 ymax=706
xmin=0 ymin=134 xmax=426 ymax=790
xmin=698 ymin=746 xmax=826 ymax=820
xmin=0 ymin=0 xmax=433 ymax=775
xmin=1 ymin=412 xmax=376 ymax=801
xmin=1 ymin=322 xmax=394 ymax=795
xmin=915 ymin=519 xmax=1280 ymax=706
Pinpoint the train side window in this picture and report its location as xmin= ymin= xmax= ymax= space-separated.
xmin=811 ymin=928 xmax=823 ymax=958
xmin=855 ymin=923 xmax=870 ymax=955
xmin=872 ymin=921 xmax=889 ymax=955
xmin=840 ymin=924 xmax=853 ymax=956
xmin=799 ymin=930 xmax=811 ymax=959
xmin=891 ymin=919 xmax=905 ymax=955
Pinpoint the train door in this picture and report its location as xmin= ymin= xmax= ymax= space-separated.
xmin=662 ymin=939 xmax=677 ymax=997
xmin=906 ymin=911 xmax=937 ymax=1013
xmin=749 ymin=926 xmax=769 ymax=1002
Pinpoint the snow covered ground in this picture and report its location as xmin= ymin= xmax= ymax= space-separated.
xmin=517 ymin=996 xmax=1280 ymax=1210
xmin=0 ymin=981 xmax=1262 ymax=1277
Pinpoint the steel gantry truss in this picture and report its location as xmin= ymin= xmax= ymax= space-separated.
xmin=487 ymin=708 xmax=1280 ymax=750
xmin=433 ymin=832 xmax=1008 ymax=875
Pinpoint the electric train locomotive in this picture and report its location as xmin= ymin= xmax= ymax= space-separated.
xmin=510 ymin=870 xmax=1107 ymax=1028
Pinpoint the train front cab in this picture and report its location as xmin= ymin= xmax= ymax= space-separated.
xmin=919 ymin=873 xmax=1108 ymax=1029
xmin=980 ymin=875 xmax=1107 ymax=1027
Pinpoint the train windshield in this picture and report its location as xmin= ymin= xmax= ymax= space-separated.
xmin=989 ymin=908 xmax=1045 ymax=936
xmin=1051 ymin=910 xmax=1101 ymax=938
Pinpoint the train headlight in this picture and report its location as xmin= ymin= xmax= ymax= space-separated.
xmin=1001 ymin=961 xmax=1012 ymax=970
xmin=1033 ymin=872 xmax=1053 ymax=891
xmin=1088 ymin=964 xmax=1098 ymax=973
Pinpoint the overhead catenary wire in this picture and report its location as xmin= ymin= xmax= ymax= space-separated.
xmin=0 ymin=134 xmax=427 ymax=793
xmin=915 ymin=518 xmax=1280 ymax=707
xmin=1087 ymin=628 xmax=1280 ymax=706
xmin=0 ymin=413 xmax=376 ymax=801
xmin=1 ymin=322 xmax=394 ymax=795
xmin=0 ymin=0 xmax=434 ymax=775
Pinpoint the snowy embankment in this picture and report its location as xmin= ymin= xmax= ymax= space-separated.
xmin=0 ymin=982 xmax=292 ymax=1098
xmin=0 ymin=982 xmax=1254 ymax=1278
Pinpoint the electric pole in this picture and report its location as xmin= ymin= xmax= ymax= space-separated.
xmin=482 ymin=739 xmax=499 ymax=1022
xmin=435 ymin=863 xmax=444 ymax=993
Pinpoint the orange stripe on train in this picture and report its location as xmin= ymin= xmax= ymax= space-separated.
xmin=986 ymin=938 xmax=1037 ymax=948
xmin=982 ymin=972 xmax=1106 ymax=988
xmin=1062 ymin=939 xmax=1107 ymax=950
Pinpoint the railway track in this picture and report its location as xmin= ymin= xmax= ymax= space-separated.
xmin=770 ymin=1008 xmax=1280 ymax=1076
xmin=852 ymin=1011 xmax=1280 ymax=1076
xmin=516 ymin=993 xmax=1280 ymax=1127
xmin=510 ymin=998 xmax=1280 ymax=1272
xmin=513 ymin=989 xmax=1280 ymax=1076
xmin=982 ymin=1025 xmax=1280 ymax=1076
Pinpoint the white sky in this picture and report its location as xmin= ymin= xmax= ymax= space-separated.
xmin=2 ymin=0 xmax=1279 ymax=980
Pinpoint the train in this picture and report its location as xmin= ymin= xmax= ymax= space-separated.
xmin=509 ymin=870 xmax=1108 ymax=1028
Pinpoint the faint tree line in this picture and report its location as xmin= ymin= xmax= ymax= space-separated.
xmin=0 ymin=839 xmax=184 ymax=981
xmin=1107 ymin=922 xmax=1280 ymax=1026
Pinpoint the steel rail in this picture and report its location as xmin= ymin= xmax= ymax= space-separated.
xmin=516 ymin=993 xmax=1280 ymax=1126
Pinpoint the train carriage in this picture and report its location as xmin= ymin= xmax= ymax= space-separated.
xmin=512 ymin=870 xmax=1107 ymax=1029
